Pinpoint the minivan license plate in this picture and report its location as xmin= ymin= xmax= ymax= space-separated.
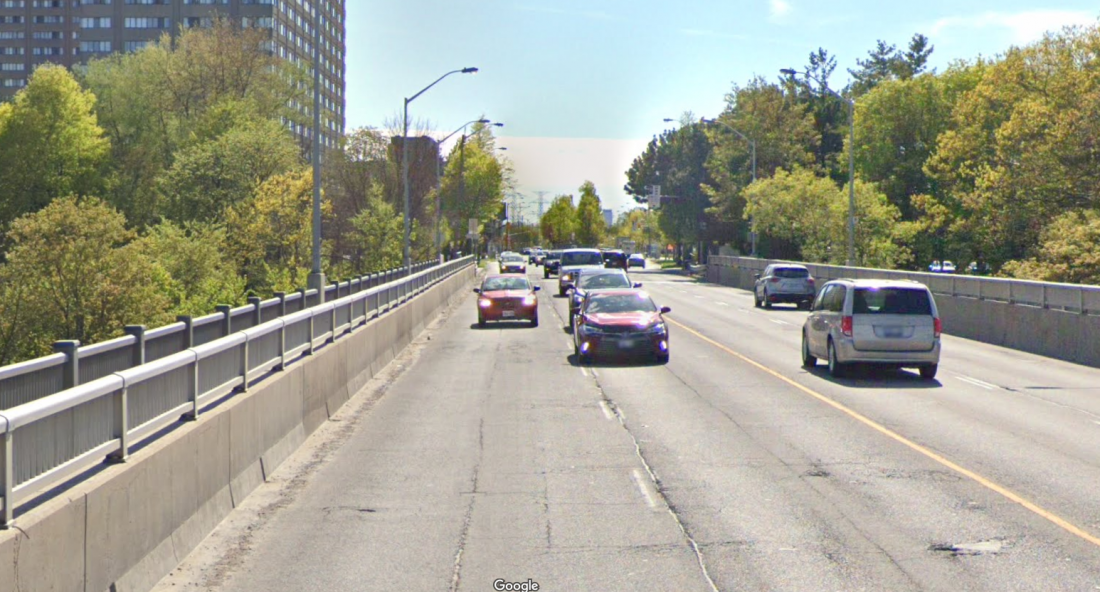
xmin=881 ymin=326 xmax=903 ymax=338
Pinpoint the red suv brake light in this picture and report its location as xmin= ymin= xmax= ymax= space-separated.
xmin=934 ymin=317 xmax=942 ymax=338
xmin=841 ymin=315 xmax=853 ymax=337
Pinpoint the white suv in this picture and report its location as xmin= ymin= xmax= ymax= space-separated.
xmin=801 ymin=279 xmax=942 ymax=379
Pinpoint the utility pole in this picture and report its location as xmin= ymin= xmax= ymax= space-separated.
xmin=536 ymin=191 xmax=547 ymax=220
xmin=307 ymin=3 xmax=325 ymax=300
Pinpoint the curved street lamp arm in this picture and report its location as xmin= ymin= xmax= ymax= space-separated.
xmin=407 ymin=68 xmax=475 ymax=105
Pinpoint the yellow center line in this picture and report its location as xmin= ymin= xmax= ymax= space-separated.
xmin=666 ymin=316 xmax=1100 ymax=549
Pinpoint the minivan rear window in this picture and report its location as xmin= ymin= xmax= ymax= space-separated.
xmin=774 ymin=267 xmax=809 ymax=279
xmin=852 ymin=288 xmax=932 ymax=315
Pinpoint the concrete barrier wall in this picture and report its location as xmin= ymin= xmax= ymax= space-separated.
xmin=0 ymin=265 xmax=477 ymax=592
xmin=705 ymin=261 xmax=1100 ymax=369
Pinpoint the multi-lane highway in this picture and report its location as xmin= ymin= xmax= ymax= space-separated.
xmin=156 ymin=262 xmax=1100 ymax=591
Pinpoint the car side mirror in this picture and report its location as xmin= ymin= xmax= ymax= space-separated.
xmin=533 ymin=286 xmax=541 ymax=292
xmin=473 ymin=288 xmax=481 ymax=293
xmin=633 ymin=282 xmax=643 ymax=288
xmin=660 ymin=306 xmax=671 ymax=314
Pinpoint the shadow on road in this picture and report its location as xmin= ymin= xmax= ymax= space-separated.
xmin=805 ymin=365 xmax=943 ymax=389
xmin=566 ymin=353 xmax=668 ymax=368
xmin=469 ymin=321 xmax=537 ymax=330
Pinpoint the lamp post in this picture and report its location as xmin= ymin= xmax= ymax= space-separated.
xmin=781 ymin=67 xmax=856 ymax=266
xmin=307 ymin=4 xmax=327 ymax=299
xmin=701 ymin=117 xmax=757 ymax=256
xmin=402 ymin=66 xmax=478 ymax=271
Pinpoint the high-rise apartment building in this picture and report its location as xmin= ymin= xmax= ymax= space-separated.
xmin=0 ymin=0 xmax=345 ymax=147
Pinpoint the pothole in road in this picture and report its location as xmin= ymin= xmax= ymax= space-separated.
xmin=928 ymin=538 xmax=1007 ymax=556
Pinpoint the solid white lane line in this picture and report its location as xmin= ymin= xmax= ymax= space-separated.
xmin=716 ymin=301 xmax=730 ymax=306
xmin=580 ymin=367 xmax=589 ymax=377
xmin=770 ymin=319 xmax=791 ymax=326
xmin=598 ymin=400 xmax=615 ymax=420
xmin=956 ymin=375 xmax=996 ymax=390
xmin=632 ymin=469 xmax=660 ymax=509
xmin=591 ymin=367 xmax=599 ymax=377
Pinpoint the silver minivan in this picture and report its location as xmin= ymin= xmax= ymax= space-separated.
xmin=801 ymin=279 xmax=942 ymax=379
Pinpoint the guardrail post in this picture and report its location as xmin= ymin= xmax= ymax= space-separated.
xmin=53 ymin=340 xmax=80 ymax=390
xmin=307 ymin=309 xmax=315 ymax=355
xmin=248 ymin=296 xmax=262 ymax=327
xmin=298 ymin=288 xmax=308 ymax=312
xmin=239 ymin=336 xmax=249 ymax=392
xmin=184 ymin=352 xmax=200 ymax=421
xmin=275 ymin=292 xmax=287 ymax=369
xmin=1 ymin=428 xmax=12 ymax=529
xmin=107 ymin=378 xmax=129 ymax=464
xmin=329 ymin=303 xmax=337 ymax=343
xmin=177 ymin=315 xmax=194 ymax=349
xmin=275 ymin=292 xmax=287 ymax=317
xmin=216 ymin=304 xmax=232 ymax=336
xmin=124 ymin=325 xmax=146 ymax=367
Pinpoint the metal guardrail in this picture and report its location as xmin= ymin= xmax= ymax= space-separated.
xmin=0 ymin=261 xmax=440 ymax=412
xmin=0 ymin=256 xmax=473 ymax=527
xmin=709 ymin=256 xmax=1100 ymax=315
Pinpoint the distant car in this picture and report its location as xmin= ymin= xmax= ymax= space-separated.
xmin=928 ymin=260 xmax=942 ymax=273
xmin=941 ymin=260 xmax=956 ymax=274
xmin=534 ymin=249 xmax=547 ymax=265
xmin=568 ymin=269 xmax=639 ymax=325
xmin=500 ymin=254 xmax=527 ymax=274
xmin=754 ymin=264 xmax=815 ymax=309
xmin=802 ymin=279 xmax=941 ymax=379
xmin=474 ymin=274 xmax=540 ymax=327
xmin=543 ymin=250 xmax=562 ymax=278
xmin=573 ymin=290 xmax=670 ymax=363
xmin=627 ymin=253 xmax=645 ymax=269
xmin=602 ymin=249 xmax=628 ymax=270
xmin=557 ymin=248 xmax=605 ymax=296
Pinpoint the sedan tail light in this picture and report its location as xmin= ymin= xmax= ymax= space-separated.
xmin=769 ymin=277 xmax=781 ymax=283
xmin=934 ymin=317 xmax=943 ymax=338
xmin=841 ymin=315 xmax=853 ymax=337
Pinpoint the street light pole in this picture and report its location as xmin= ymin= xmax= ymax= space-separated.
xmin=702 ymin=117 xmax=757 ymax=256
xmin=401 ymin=67 xmax=478 ymax=271
xmin=781 ymin=68 xmax=856 ymax=266
xmin=307 ymin=3 xmax=326 ymax=300
xmin=435 ymin=118 xmax=492 ymax=257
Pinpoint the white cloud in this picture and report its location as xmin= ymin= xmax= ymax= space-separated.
xmin=769 ymin=0 xmax=792 ymax=23
xmin=931 ymin=10 xmax=1095 ymax=44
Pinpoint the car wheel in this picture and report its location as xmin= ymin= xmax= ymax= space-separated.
xmin=919 ymin=364 xmax=938 ymax=380
xmin=544 ymin=270 xmax=549 ymax=279
xmin=477 ymin=313 xmax=486 ymax=328
xmin=568 ymin=309 xmax=574 ymax=325
xmin=558 ymin=288 xmax=566 ymax=297
xmin=579 ymin=351 xmax=593 ymax=364
xmin=763 ymin=290 xmax=772 ymax=309
xmin=753 ymin=291 xmax=761 ymax=308
xmin=531 ymin=313 xmax=539 ymax=327
xmin=802 ymin=333 xmax=817 ymax=367
xmin=655 ymin=353 xmax=670 ymax=364
xmin=827 ymin=339 xmax=846 ymax=378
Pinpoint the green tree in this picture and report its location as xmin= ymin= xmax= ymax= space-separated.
xmin=347 ymin=185 xmax=405 ymax=275
xmin=134 ymin=221 xmax=247 ymax=317
xmin=158 ymin=119 xmax=301 ymax=224
xmin=540 ymin=195 xmax=577 ymax=247
xmin=1002 ymin=211 xmax=1100 ymax=284
xmin=575 ymin=181 xmax=606 ymax=246
xmin=439 ymin=128 xmax=505 ymax=233
xmin=0 ymin=65 xmax=109 ymax=230
xmin=0 ymin=197 xmax=171 ymax=364
xmin=225 ymin=169 xmax=328 ymax=295
xmin=743 ymin=167 xmax=905 ymax=267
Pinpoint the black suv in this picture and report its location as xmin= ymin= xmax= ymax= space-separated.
xmin=602 ymin=250 xmax=628 ymax=270
xmin=543 ymin=250 xmax=563 ymax=278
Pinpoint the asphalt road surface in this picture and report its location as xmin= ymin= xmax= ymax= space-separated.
xmin=155 ymin=262 xmax=1100 ymax=592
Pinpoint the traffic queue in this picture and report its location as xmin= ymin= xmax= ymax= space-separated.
xmin=473 ymin=247 xmax=671 ymax=364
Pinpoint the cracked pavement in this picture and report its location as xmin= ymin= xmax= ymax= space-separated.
xmin=154 ymin=265 xmax=1100 ymax=591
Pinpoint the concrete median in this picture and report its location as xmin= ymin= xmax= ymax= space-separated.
xmin=0 ymin=264 xmax=477 ymax=592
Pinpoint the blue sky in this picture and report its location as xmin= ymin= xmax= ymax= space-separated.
xmin=346 ymin=1 xmax=1098 ymax=219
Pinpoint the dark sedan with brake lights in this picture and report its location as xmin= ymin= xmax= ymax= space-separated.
xmin=567 ymin=269 xmax=640 ymax=324
xmin=573 ymin=290 xmax=670 ymax=363
xmin=474 ymin=275 xmax=540 ymax=327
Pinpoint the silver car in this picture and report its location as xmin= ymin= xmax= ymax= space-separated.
xmin=557 ymin=248 xmax=605 ymax=296
xmin=754 ymin=264 xmax=816 ymax=309
xmin=801 ymin=279 xmax=942 ymax=379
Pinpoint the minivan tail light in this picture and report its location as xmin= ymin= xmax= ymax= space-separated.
xmin=769 ymin=277 xmax=781 ymax=283
xmin=841 ymin=316 xmax=853 ymax=337
xmin=934 ymin=317 xmax=943 ymax=338
xmin=807 ymin=278 xmax=815 ymax=284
